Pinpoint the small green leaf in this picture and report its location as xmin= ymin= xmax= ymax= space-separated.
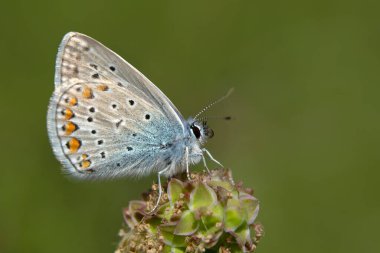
xmin=231 ymin=223 xmax=251 ymax=248
xmin=225 ymin=199 xmax=245 ymax=232
xmin=160 ymin=224 xmax=186 ymax=247
xmin=163 ymin=246 xmax=186 ymax=253
xmin=207 ymin=180 xmax=234 ymax=191
xmin=168 ymin=179 xmax=184 ymax=206
xmin=147 ymin=217 xmax=162 ymax=233
xmin=174 ymin=210 xmax=199 ymax=236
xmin=239 ymin=194 xmax=259 ymax=224
xmin=225 ymin=208 xmax=244 ymax=232
xmin=203 ymin=203 xmax=224 ymax=227
xmin=156 ymin=202 xmax=173 ymax=220
xmin=189 ymin=183 xmax=217 ymax=210
xmin=162 ymin=246 xmax=171 ymax=253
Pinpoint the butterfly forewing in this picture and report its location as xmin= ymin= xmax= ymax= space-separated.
xmin=48 ymin=32 xmax=186 ymax=178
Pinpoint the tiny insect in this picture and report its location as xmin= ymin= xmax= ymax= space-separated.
xmin=47 ymin=32 xmax=230 ymax=208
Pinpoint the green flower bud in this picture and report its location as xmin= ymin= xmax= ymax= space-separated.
xmin=116 ymin=169 xmax=263 ymax=253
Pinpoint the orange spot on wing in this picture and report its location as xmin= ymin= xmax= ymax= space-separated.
xmin=62 ymin=108 xmax=74 ymax=120
xmin=64 ymin=122 xmax=78 ymax=135
xmin=69 ymin=97 xmax=78 ymax=106
xmin=80 ymin=160 xmax=91 ymax=169
xmin=66 ymin=138 xmax=81 ymax=153
xmin=97 ymin=84 xmax=109 ymax=91
xmin=82 ymin=86 xmax=94 ymax=99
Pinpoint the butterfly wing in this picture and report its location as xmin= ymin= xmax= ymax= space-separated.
xmin=47 ymin=32 xmax=186 ymax=178
xmin=55 ymin=32 xmax=184 ymax=126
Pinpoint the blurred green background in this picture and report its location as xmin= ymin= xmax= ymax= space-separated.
xmin=1 ymin=0 xmax=379 ymax=252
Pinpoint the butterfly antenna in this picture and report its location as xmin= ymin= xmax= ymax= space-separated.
xmin=198 ymin=116 xmax=233 ymax=122
xmin=194 ymin=88 xmax=234 ymax=120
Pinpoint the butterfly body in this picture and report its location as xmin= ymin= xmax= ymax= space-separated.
xmin=47 ymin=32 xmax=217 ymax=179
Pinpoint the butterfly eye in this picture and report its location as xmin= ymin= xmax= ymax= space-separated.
xmin=191 ymin=124 xmax=201 ymax=139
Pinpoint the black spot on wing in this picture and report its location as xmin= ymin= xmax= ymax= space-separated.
xmin=116 ymin=119 xmax=123 ymax=128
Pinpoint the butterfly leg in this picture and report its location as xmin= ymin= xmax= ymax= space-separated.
xmin=185 ymin=147 xmax=191 ymax=180
xmin=202 ymin=154 xmax=211 ymax=174
xmin=202 ymin=148 xmax=224 ymax=168
xmin=151 ymin=167 xmax=170 ymax=212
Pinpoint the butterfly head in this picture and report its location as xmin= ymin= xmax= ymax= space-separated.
xmin=189 ymin=119 xmax=214 ymax=144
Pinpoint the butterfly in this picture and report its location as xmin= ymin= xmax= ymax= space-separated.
xmin=47 ymin=32 xmax=228 ymax=207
